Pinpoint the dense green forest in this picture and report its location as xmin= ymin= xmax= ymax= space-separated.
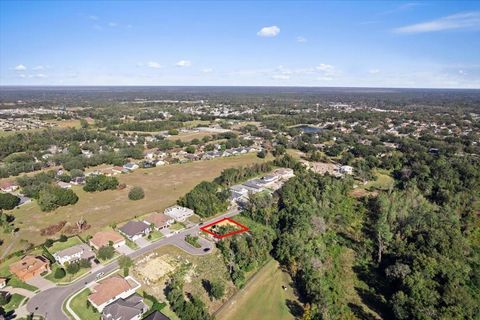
xmin=208 ymin=147 xmax=480 ymax=320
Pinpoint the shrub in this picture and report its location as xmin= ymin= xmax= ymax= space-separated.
xmin=207 ymin=279 xmax=225 ymax=300
xmin=0 ymin=192 xmax=20 ymax=210
xmin=98 ymin=246 xmax=115 ymax=260
xmin=128 ymin=186 xmax=144 ymax=200
xmin=54 ymin=267 xmax=66 ymax=279
xmin=44 ymin=238 xmax=54 ymax=247
xmin=78 ymin=258 xmax=91 ymax=269
xmin=66 ymin=262 xmax=80 ymax=274
xmin=83 ymin=175 xmax=119 ymax=192
xmin=0 ymin=292 xmax=11 ymax=306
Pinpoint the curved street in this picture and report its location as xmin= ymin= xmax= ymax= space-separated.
xmin=26 ymin=208 xmax=238 ymax=320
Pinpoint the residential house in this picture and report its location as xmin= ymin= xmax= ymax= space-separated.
xmin=229 ymin=184 xmax=259 ymax=205
xmin=273 ymin=168 xmax=295 ymax=180
xmin=101 ymin=293 xmax=147 ymax=320
xmin=71 ymin=176 xmax=86 ymax=185
xmin=57 ymin=181 xmax=72 ymax=189
xmin=0 ymin=181 xmax=18 ymax=193
xmin=261 ymin=174 xmax=280 ymax=185
xmin=88 ymin=275 xmax=141 ymax=312
xmin=339 ymin=165 xmax=354 ymax=175
xmin=144 ymin=152 xmax=155 ymax=160
xmin=90 ymin=231 xmax=126 ymax=250
xmin=123 ymin=163 xmax=139 ymax=171
xmin=155 ymin=160 xmax=166 ymax=166
xmin=164 ymin=205 xmax=194 ymax=222
xmin=9 ymin=255 xmax=50 ymax=281
xmin=243 ymin=179 xmax=266 ymax=190
xmin=112 ymin=166 xmax=126 ymax=175
xmin=119 ymin=221 xmax=150 ymax=241
xmin=81 ymin=149 xmax=93 ymax=158
xmin=143 ymin=311 xmax=171 ymax=320
xmin=143 ymin=213 xmax=174 ymax=230
xmin=53 ymin=243 xmax=96 ymax=266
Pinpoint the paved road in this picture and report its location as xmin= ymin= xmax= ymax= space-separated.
xmin=26 ymin=208 xmax=238 ymax=320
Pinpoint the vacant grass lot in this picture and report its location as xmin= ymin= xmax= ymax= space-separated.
xmin=5 ymin=153 xmax=269 ymax=254
xmin=216 ymin=259 xmax=299 ymax=320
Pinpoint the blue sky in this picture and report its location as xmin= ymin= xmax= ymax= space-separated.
xmin=1 ymin=1 xmax=479 ymax=88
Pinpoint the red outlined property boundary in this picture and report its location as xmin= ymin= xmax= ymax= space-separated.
xmin=200 ymin=217 xmax=249 ymax=239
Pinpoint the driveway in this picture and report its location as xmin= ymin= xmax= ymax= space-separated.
xmin=26 ymin=276 xmax=55 ymax=291
xmin=160 ymin=227 xmax=173 ymax=237
xmin=116 ymin=244 xmax=134 ymax=255
xmin=134 ymin=237 xmax=151 ymax=248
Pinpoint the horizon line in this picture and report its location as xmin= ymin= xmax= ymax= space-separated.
xmin=0 ymin=85 xmax=479 ymax=90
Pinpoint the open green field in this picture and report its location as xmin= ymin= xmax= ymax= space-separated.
xmin=69 ymin=288 xmax=100 ymax=320
xmin=216 ymin=259 xmax=299 ymax=320
xmin=3 ymin=153 xmax=270 ymax=254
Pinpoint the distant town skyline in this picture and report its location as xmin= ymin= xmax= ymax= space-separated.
xmin=1 ymin=1 xmax=479 ymax=88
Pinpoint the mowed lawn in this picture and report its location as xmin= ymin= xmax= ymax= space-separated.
xmin=6 ymin=153 xmax=269 ymax=253
xmin=216 ymin=259 xmax=299 ymax=320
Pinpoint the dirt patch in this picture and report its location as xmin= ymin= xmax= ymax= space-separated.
xmin=135 ymin=253 xmax=181 ymax=284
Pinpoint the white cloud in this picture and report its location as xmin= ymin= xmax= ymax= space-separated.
xmin=176 ymin=60 xmax=192 ymax=67
xmin=88 ymin=15 xmax=99 ymax=21
xmin=108 ymin=22 xmax=118 ymax=27
xmin=272 ymin=74 xmax=290 ymax=80
xmin=369 ymin=69 xmax=380 ymax=74
xmin=14 ymin=64 xmax=27 ymax=71
xmin=147 ymin=61 xmax=162 ymax=69
xmin=33 ymin=65 xmax=45 ymax=70
xmin=394 ymin=11 xmax=480 ymax=33
xmin=316 ymin=64 xmax=335 ymax=73
xmin=202 ymin=68 xmax=213 ymax=73
xmin=296 ymin=36 xmax=307 ymax=43
xmin=379 ymin=2 xmax=422 ymax=16
xmin=257 ymin=25 xmax=280 ymax=37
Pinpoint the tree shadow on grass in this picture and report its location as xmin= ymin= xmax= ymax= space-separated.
xmin=285 ymin=299 xmax=303 ymax=318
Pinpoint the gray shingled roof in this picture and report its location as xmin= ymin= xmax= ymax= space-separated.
xmin=119 ymin=221 xmax=149 ymax=237
xmin=102 ymin=294 xmax=147 ymax=319
xmin=53 ymin=243 xmax=95 ymax=260
xmin=143 ymin=310 xmax=171 ymax=320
